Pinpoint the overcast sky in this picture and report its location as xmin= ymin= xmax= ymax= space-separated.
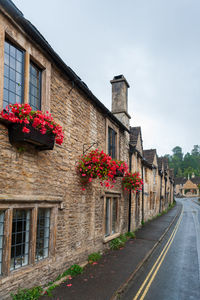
xmin=13 ymin=0 xmax=200 ymax=156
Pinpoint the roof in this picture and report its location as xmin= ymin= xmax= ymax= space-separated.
xmin=0 ymin=0 xmax=129 ymax=133
xmin=174 ymin=176 xmax=200 ymax=185
xmin=157 ymin=157 xmax=163 ymax=171
xmin=183 ymin=180 xmax=198 ymax=189
xmin=143 ymin=149 xmax=157 ymax=165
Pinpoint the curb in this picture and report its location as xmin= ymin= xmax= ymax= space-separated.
xmin=109 ymin=203 xmax=183 ymax=300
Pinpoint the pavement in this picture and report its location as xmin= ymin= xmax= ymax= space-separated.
xmin=40 ymin=202 xmax=182 ymax=300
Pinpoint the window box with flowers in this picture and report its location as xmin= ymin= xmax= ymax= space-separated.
xmin=0 ymin=103 xmax=64 ymax=150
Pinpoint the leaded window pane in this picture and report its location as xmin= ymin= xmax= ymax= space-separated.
xmin=105 ymin=198 xmax=110 ymax=237
xmin=0 ymin=211 xmax=4 ymax=275
xmin=108 ymin=127 xmax=116 ymax=159
xmin=29 ymin=62 xmax=41 ymax=110
xmin=112 ymin=198 xmax=118 ymax=234
xmin=35 ymin=209 xmax=50 ymax=261
xmin=10 ymin=210 xmax=30 ymax=271
xmin=3 ymin=41 xmax=24 ymax=108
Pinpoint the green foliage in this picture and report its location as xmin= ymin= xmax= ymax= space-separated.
xmin=62 ymin=264 xmax=83 ymax=277
xmin=166 ymin=145 xmax=200 ymax=177
xmin=88 ymin=252 xmax=102 ymax=263
xmin=11 ymin=287 xmax=43 ymax=300
xmin=125 ymin=231 xmax=136 ymax=239
xmin=45 ymin=284 xmax=57 ymax=297
xmin=109 ymin=237 xmax=125 ymax=250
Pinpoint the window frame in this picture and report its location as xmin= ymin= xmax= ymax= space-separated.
xmin=103 ymin=194 xmax=120 ymax=243
xmin=0 ymin=31 xmax=51 ymax=113
xmin=29 ymin=60 xmax=42 ymax=111
xmin=3 ymin=39 xmax=25 ymax=108
xmin=106 ymin=119 xmax=119 ymax=160
xmin=0 ymin=204 xmax=57 ymax=277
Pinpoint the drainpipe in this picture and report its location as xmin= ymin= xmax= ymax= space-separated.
xmin=141 ymin=161 xmax=144 ymax=223
xmin=159 ymin=173 xmax=162 ymax=213
xmin=128 ymin=148 xmax=133 ymax=232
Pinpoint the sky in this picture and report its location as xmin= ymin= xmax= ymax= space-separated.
xmin=12 ymin=0 xmax=200 ymax=156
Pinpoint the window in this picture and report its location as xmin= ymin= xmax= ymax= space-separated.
xmin=3 ymin=40 xmax=24 ymax=108
xmin=105 ymin=197 xmax=119 ymax=237
xmin=108 ymin=127 xmax=116 ymax=159
xmin=0 ymin=204 xmax=56 ymax=277
xmin=35 ymin=209 xmax=50 ymax=261
xmin=10 ymin=210 xmax=30 ymax=271
xmin=0 ymin=211 xmax=4 ymax=275
xmin=29 ymin=62 xmax=42 ymax=110
xmin=153 ymin=169 xmax=156 ymax=184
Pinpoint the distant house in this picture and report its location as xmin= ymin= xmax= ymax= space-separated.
xmin=175 ymin=176 xmax=200 ymax=197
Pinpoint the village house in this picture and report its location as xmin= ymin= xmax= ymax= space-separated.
xmin=175 ymin=175 xmax=200 ymax=197
xmin=0 ymin=1 xmax=174 ymax=298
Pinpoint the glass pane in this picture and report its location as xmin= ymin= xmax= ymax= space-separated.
xmin=35 ymin=209 xmax=50 ymax=262
xmin=105 ymin=198 xmax=110 ymax=237
xmin=0 ymin=211 xmax=4 ymax=275
xmin=29 ymin=62 xmax=41 ymax=110
xmin=10 ymin=210 xmax=30 ymax=271
xmin=112 ymin=198 xmax=118 ymax=234
xmin=3 ymin=40 xmax=24 ymax=107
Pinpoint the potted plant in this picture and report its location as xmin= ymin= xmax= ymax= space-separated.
xmin=0 ymin=103 xmax=64 ymax=150
xmin=122 ymin=171 xmax=143 ymax=192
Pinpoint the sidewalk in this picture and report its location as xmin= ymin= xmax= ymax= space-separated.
xmin=40 ymin=202 xmax=182 ymax=300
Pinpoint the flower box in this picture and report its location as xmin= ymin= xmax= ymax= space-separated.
xmin=8 ymin=123 xmax=55 ymax=150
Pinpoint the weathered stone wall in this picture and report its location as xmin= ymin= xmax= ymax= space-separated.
xmin=0 ymin=12 xmax=130 ymax=299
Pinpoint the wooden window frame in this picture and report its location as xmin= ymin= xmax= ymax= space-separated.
xmin=0 ymin=203 xmax=57 ymax=277
xmin=103 ymin=194 xmax=120 ymax=243
xmin=0 ymin=30 xmax=51 ymax=112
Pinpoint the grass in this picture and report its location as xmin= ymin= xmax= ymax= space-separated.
xmin=88 ymin=252 xmax=102 ymax=263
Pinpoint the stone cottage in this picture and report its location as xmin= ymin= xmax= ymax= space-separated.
xmin=0 ymin=0 xmax=174 ymax=298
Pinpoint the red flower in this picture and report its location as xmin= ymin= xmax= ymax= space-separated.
xmin=22 ymin=126 xmax=30 ymax=133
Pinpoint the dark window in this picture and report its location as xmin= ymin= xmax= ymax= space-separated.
xmin=108 ymin=127 xmax=116 ymax=159
xmin=105 ymin=197 xmax=118 ymax=237
xmin=35 ymin=209 xmax=50 ymax=261
xmin=0 ymin=211 xmax=4 ymax=275
xmin=29 ymin=62 xmax=42 ymax=110
xmin=10 ymin=210 xmax=30 ymax=270
xmin=3 ymin=41 xmax=24 ymax=108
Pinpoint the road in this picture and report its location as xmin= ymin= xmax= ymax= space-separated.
xmin=119 ymin=198 xmax=200 ymax=300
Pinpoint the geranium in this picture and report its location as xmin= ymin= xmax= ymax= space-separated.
xmin=76 ymin=149 xmax=128 ymax=189
xmin=1 ymin=103 xmax=64 ymax=145
xmin=122 ymin=171 xmax=143 ymax=192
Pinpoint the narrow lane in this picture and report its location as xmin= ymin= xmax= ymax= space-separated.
xmin=119 ymin=198 xmax=200 ymax=300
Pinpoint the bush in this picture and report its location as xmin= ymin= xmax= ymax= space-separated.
xmin=62 ymin=264 xmax=83 ymax=277
xmin=88 ymin=252 xmax=102 ymax=263
xmin=109 ymin=237 xmax=125 ymax=250
xmin=125 ymin=231 xmax=136 ymax=239
xmin=11 ymin=287 xmax=43 ymax=300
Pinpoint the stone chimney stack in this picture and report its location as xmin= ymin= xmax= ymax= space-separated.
xmin=110 ymin=75 xmax=131 ymax=129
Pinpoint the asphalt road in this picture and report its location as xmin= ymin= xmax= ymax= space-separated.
xmin=119 ymin=198 xmax=200 ymax=300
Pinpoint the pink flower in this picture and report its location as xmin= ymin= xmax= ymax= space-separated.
xmin=67 ymin=284 xmax=72 ymax=287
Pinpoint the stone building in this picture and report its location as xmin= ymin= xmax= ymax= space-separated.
xmin=0 ymin=1 xmax=174 ymax=298
xmin=175 ymin=176 xmax=200 ymax=197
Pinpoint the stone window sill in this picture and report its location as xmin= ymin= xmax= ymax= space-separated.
xmin=103 ymin=232 xmax=120 ymax=244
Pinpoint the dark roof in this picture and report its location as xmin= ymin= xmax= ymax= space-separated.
xmin=191 ymin=177 xmax=200 ymax=184
xmin=175 ymin=176 xmax=200 ymax=185
xmin=0 ymin=0 xmax=129 ymax=133
xmin=130 ymin=127 xmax=141 ymax=146
xmin=143 ymin=149 xmax=157 ymax=165
xmin=157 ymin=157 xmax=163 ymax=171
xmin=174 ymin=177 xmax=187 ymax=185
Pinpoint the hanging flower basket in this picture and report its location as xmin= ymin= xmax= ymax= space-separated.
xmin=8 ymin=123 xmax=55 ymax=150
xmin=0 ymin=103 xmax=64 ymax=150
xmin=122 ymin=172 xmax=143 ymax=193
xmin=113 ymin=160 xmax=128 ymax=177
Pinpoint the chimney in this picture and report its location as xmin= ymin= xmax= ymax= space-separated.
xmin=110 ymin=75 xmax=131 ymax=129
